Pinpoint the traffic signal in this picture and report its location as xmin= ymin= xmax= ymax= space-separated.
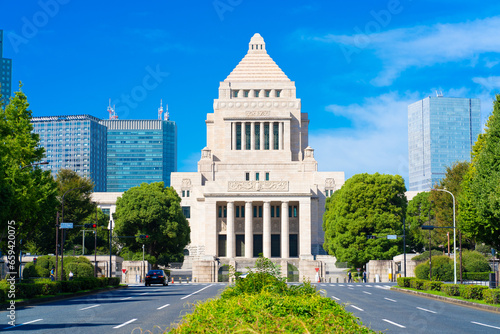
xmin=366 ymin=235 xmax=377 ymax=239
xmin=33 ymin=258 xmax=37 ymax=265
xmin=139 ymin=235 xmax=150 ymax=239
xmin=84 ymin=223 xmax=97 ymax=228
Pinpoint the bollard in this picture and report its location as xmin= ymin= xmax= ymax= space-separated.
xmin=336 ymin=277 xmax=339 ymax=283
xmin=171 ymin=277 xmax=174 ymax=284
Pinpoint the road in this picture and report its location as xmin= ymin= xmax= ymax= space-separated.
xmin=2 ymin=282 xmax=499 ymax=333
xmin=0 ymin=283 xmax=227 ymax=333
xmin=311 ymin=282 xmax=500 ymax=333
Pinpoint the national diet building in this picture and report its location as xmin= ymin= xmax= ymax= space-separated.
xmin=171 ymin=34 xmax=344 ymax=282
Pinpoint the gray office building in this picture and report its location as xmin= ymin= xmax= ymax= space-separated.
xmin=1 ymin=30 xmax=13 ymax=107
xmin=408 ymin=96 xmax=481 ymax=191
xmin=31 ymin=115 xmax=108 ymax=192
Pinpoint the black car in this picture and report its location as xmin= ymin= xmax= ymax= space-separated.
xmin=145 ymin=270 xmax=168 ymax=286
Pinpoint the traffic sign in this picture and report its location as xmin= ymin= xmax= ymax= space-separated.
xmin=387 ymin=235 xmax=397 ymax=240
xmin=60 ymin=223 xmax=73 ymax=229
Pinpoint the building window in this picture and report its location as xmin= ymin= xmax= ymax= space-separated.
xmin=264 ymin=123 xmax=270 ymax=150
xmin=273 ymin=123 xmax=279 ymax=150
xmin=182 ymin=206 xmax=191 ymax=219
xmin=236 ymin=206 xmax=240 ymax=218
xmin=276 ymin=90 xmax=281 ymax=97
xmin=236 ymin=123 xmax=241 ymax=150
xmin=241 ymin=206 xmax=245 ymax=218
xmin=246 ymin=123 xmax=251 ymax=149
xmin=253 ymin=206 xmax=257 ymax=218
xmin=218 ymin=206 xmax=222 ymax=218
xmin=265 ymin=90 xmax=271 ymax=97
xmin=245 ymin=172 xmax=250 ymax=181
xmin=236 ymin=235 xmax=245 ymax=257
xmin=254 ymin=90 xmax=260 ymax=98
xmin=182 ymin=190 xmax=185 ymax=197
xmin=259 ymin=206 xmax=262 ymax=218
xmin=255 ymin=123 xmax=260 ymax=149
xmin=276 ymin=206 xmax=280 ymax=218
xmin=244 ymin=90 xmax=249 ymax=97
xmin=271 ymin=206 xmax=275 ymax=218
xmin=233 ymin=90 xmax=238 ymax=98
xmin=289 ymin=206 xmax=298 ymax=218
xmin=218 ymin=235 xmax=227 ymax=257
xmin=187 ymin=190 xmax=190 ymax=197
xmin=255 ymin=172 xmax=259 ymax=181
xmin=224 ymin=206 xmax=227 ymax=218
xmin=265 ymin=172 xmax=270 ymax=181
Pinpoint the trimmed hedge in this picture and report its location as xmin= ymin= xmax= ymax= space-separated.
xmin=423 ymin=281 xmax=443 ymax=292
xmin=462 ymin=272 xmax=492 ymax=281
xmin=441 ymin=284 xmax=461 ymax=296
xmin=397 ymin=277 xmax=412 ymax=288
xmin=460 ymin=285 xmax=489 ymax=300
xmin=483 ymin=289 xmax=500 ymax=304
xmin=410 ymin=278 xmax=425 ymax=290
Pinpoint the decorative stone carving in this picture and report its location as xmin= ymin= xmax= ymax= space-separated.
xmin=325 ymin=178 xmax=335 ymax=189
xmin=290 ymin=221 xmax=299 ymax=233
xmin=272 ymin=221 xmax=280 ymax=233
xmin=228 ymin=181 xmax=289 ymax=192
xmin=236 ymin=222 xmax=244 ymax=233
xmin=218 ymin=220 xmax=227 ymax=232
xmin=182 ymin=178 xmax=192 ymax=189
xmin=245 ymin=110 xmax=270 ymax=117
xmin=201 ymin=147 xmax=212 ymax=159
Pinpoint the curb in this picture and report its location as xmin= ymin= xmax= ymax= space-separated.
xmin=0 ymin=285 xmax=128 ymax=310
xmin=391 ymin=287 xmax=500 ymax=314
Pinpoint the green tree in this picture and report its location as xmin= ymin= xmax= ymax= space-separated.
xmin=460 ymin=95 xmax=500 ymax=250
xmin=406 ymin=192 xmax=434 ymax=252
xmin=114 ymin=182 xmax=190 ymax=268
xmin=0 ymin=86 xmax=59 ymax=278
xmin=322 ymin=173 xmax=406 ymax=268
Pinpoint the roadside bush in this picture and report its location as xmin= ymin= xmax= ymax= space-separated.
xmin=483 ymin=289 xmax=500 ymax=304
xmin=423 ymin=281 xmax=443 ymax=291
xmin=441 ymin=284 xmax=461 ymax=296
xmin=397 ymin=277 xmax=413 ymax=287
xmin=460 ymin=285 xmax=489 ymax=300
xmin=415 ymin=263 xmax=429 ymax=280
xmin=414 ymin=256 xmax=453 ymax=281
xmin=412 ymin=250 xmax=443 ymax=262
xmin=463 ymin=272 xmax=492 ymax=281
xmin=60 ymin=280 xmax=81 ymax=293
xmin=462 ymin=250 xmax=491 ymax=273
xmin=410 ymin=279 xmax=425 ymax=290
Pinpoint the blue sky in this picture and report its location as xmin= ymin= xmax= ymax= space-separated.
xmin=2 ymin=0 xmax=500 ymax=185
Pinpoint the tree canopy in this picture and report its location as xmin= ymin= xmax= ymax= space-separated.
xmin=459 ymin=94 xmax=500 ymax=250
xmin=323 ymin=173 xmax=407 ymax=268
xmin=114 ymin=182 xmax=190 ymax=268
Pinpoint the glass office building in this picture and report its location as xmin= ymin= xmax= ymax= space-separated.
xmin=408 ymin=96 xmax=481 ymax=191
xmin=31 ymin=115 xmax=108 ymax=191
xmin=101 ymin=119 xmax=177 ymax=192
xmin=0 ymin=30 xmax=12 ymax=107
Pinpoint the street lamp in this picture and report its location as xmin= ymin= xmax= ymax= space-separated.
xmin=432 ymin=188 xmax=457 ymax=284
xmin=20 ymin=161 xmax=49 ymax=170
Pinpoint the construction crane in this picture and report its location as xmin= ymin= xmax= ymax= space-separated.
xmin=107 ymin=99 xmax=118 ymax=119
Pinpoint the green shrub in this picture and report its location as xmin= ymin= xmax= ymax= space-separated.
xmin=36 ymin=281 xmax=60 ymax=295
xmin=412 ymin=250 xmax=443 ymax=262
xmin=462 ymin=250 xmax=491 ymax=273
xmin=463 ymin=272 xmax=492 ymax=281
xmin=423 ymin=281 xmax=444 ymax=291
xmin=414 ymin=256 xmax=453 ymax=281
xmin=441 ymin=284 xmax=461 ymax=296
xmin=415 ymin=263 xmax=429 ymax=280
xmin=483 ymin=289 xmax=500 ymax=304
xmin=460 ymin=285 xmax=489 ymax=300
xmin=397 ymin=277 xmax=413 ymax=287
xmin=60 ymin=280 xmax=81 ymax=293
xmin=170 ymin=290 xmax=378 ymax=333
xmin=410 ymin=279 xmax=425 ymax=290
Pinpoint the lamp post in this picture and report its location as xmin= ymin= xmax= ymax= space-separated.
xmin=432 ymin=188 xmax=457 ymax=284
xmin=60 ymin=186 xmax=85 ymax=280
xmin=20 ymin=161 xmax=49 ymax=170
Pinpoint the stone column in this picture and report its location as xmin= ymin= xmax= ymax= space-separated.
xmin=260 ymin=122 xmax=264 ymax=150
xmin=241 ymin=122 xmax=246 ymax=150
xmin=263 ymin=201 xmax=271 ymax=258
xmin=227 ymin=201 xmax=235 ymax=258
xmin=281 ymin=201 xmax=289 ymax=258
xmin=250 ymin=122 xmax=255 ymax=150
xmin=270 ymin=122 xmax=275 ymax=150
xmin=245 ymin=201 xmax=253 ymax=258
xmin=232 ymin=122 xmax=236 ymax=150
xmin=278 ymin=122 xmax=283 ymax=150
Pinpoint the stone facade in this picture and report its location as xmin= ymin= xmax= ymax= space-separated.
xmin=171 ymin=34 xmax=345 ymax=282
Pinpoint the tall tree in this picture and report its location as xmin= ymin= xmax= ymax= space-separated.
xmin=460 ymin=95 xmax=500 ymax=250
xmin=405 ymin=192 xmax=433 ymax=252
xmin=0 ymin=86 xmax=59 ymax=278
xmin=323 ymin=173 xmax=407 ymax=268
xmin=114 ymin=182 xmax=190 ymax=268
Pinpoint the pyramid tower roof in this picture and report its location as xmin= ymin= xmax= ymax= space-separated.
xmin=224 ymin=33 xmax=290 ymax=82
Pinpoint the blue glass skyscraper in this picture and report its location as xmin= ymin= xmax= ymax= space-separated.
xmin=0 ymin=30 xmax=13 ymax=107
xmin=101 ymin=119 xmax=177 ymax=192
xmin=31 ymin=115 xmax=108 ymax=191
xmin=408 ymin=96 xmax=481 ymax=191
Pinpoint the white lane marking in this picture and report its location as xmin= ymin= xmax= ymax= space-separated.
xmin=121 ymin=297 xmax=132 ymax=300
xmin=365 ymin=284 xmax=372 ymax=287
xmin=331 ymin=296 xmax=340 ymax=301
xmin=181 ymin=284 xmax=214 ymax=300
xmin=4 ymin=319 xmax=43 ymax=330
xmin=471 ymin=321 xmax=500 ymax=330
xmin=348 ymin=287 xmax=354 ymax=290
xmin=113 ymin=319 xmax=137 ymax=329
xmin=382 ymin=319 xmax=406 ymax=328
xmin=338 ymin=284 xmax=344 ymax=286
xmin=79 ymin=304 xmax=100 ymax=311
xmin=417 ymin=306 xmax=436 ymax=314
xmin=350 ymin=305 xmax=364 ymax=311
xmin=140 ymin=292 xmax=149 ymax=295
xmin=157 ymin=303 xmax=170 ymax=310
xmin=384 ymin=298 xmax=397 ymax=302
xmin=363 ymin=291 xmax=372 ymax=295
xmin=356 ymin=284 xmax=362 ymax=287
xmin=321 ymin=284 xmax=327 ymax=286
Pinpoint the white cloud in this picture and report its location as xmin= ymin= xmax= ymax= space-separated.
xmin=472 ymin=76 xmax=500 ymax=91
xmin=316 ymin=16 xmax=500 ymax=86
xmin=312 ymin=92 xmax=419 ymax=184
